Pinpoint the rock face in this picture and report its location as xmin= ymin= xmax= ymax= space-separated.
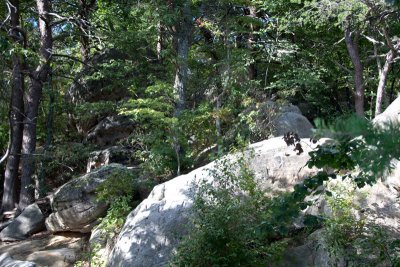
xmin=45 ymin=164 xmax=128 ymax=233
xmin=0 ymin=233 xmax=86 ymax=267
xmin=87 ymin=146 xmax=139 ymax=172
xmin=235 ymin=101 xmax=313 ymax=143
xmin=373 ymin=96 xmax=400 ymax=128
xmin=273 ymin=111 xmax=313 ymax=138
xmin=107 ymin=137 xmax=320 ymax=267
xmin=0 ymin=253 xmax=36 ymax=267
xmin=86 ymin=116 xmax=135 ymax=146
xmin=0 ymin=204 xmax=45 ymax=241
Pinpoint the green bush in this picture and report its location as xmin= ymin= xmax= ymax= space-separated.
xmin=323 ymin=182 xmax=400 ymax=266
xmin=170 ymin=157 xmax=289 ymax=266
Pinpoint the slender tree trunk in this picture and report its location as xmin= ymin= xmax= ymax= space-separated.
xmin=247 ymin=6 xmax=257 ymax=80
xmin=2 ymin=0 xmax=24 ymax=212
xmin=344 ymin=27 xmax=364 ymax=117
xmin=78 ymin=0 xmax=95 ymax=63
xmin=375 ymin=50 xmax=394 ymax=116
xmin=172 ymin=0 xmax=191 ymax=175
xmin=157 ymin=21 xmax=164 ymax=63
xmin=375 ymin=34 xmax=399 ymax=116
xmin=173 ymin=1 xmax=191 ymax=117
xmin=19 ymin=0 xmax=52 ymax=209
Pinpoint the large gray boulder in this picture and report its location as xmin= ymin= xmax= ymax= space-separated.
xmin=45 ymin=164 xmax=129 ymax=233
xmin=273 ymin=111 xmax=313 ymax=138
xmin=0 ymin=253 xmax=35 ymax=267
xmin=0 ymin=233 xmax=86 ymax=266
xmin=0 ymin=204 xmax=45 ymax=241
xmin=86 ymin=115 xmax=135 ymax=146
xmin=106 ymin=137 xmax=320 ymax=267
xmin=373 ymin=96 xmax=400 ymax=128
xmin=234 ymin=101 xmax=313 ymax=143
xmin=87 ymin=146 xmax=139 ymax=172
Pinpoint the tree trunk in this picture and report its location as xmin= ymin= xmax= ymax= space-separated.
xmin=2 ymin=0 xmax=24 ymax=212
xmin=172 ymin=0 xmax=191 ymax=175
xmin=19 ymin=0 xmax=52 ymax=209
xmin=344 ymin=27 xmax=364 ymax=117
xmin=375 ymin=50 xmax=394 ymax=116
xmin=78 ymin=0 xmax=95 ymax=63
xmin=247 ymin=6 xmax=257 ymax=80
xmin=173 ymin=1 xmax=191 ymax=117
xmin=157 ymin=21 xmax=164 ymax=63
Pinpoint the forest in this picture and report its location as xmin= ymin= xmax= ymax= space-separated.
xmin=0 ymin=0 xmax=400 ymax=266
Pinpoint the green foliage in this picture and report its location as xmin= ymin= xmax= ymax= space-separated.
xmin=37 ymin=143 xmax=94 ymax=192
xmin=74 ymin=101 xmax=117 ymax=125
xmin=96 ymin=168 xmax=138 ymax=238
xmin=324 ymin=182 xmax=365 ymax=264
xmin=98 ymin=195 xmax=133 ymax=238
xmin=323 ymin=182 xmax=400 ymax=266
xmin=96 ymin=168 xmax=137 ymax=203
xmin=171 ymin=156 xmax=291 ymax=266
xmin=309 ymin=116 xmax=400 ymax=187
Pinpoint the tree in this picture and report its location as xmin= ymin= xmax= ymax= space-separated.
xmin=19 ymin=0 xmax=53 ymax=209
xmin=1 ymin=0 xmax=25 ymax=212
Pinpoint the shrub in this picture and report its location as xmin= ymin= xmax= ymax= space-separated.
xmin=170 ymin=157 xmax=289 ymax=266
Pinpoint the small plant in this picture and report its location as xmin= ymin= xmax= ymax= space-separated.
xmin=98 ymin=195 xmax=134 ymax=238
xmin=95 ymin=168 xmax=139 ymax=237
xmin=324 ymin=182 xmax=365 ymax=265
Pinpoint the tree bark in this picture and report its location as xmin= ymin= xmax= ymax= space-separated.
xmin=344 ymin=27 xmax=364 ymax=117
xmin=19 ymin=0 xmax=52 ymax=209
xmin=375 ymin=50 xmax=395 ymax=116
xmin=172 ymin=0 xmax=192 ymax=176
xmin=173 ymin=1 xmax=191 ymax=117
xmin=247 ymin=6 xmax=257 ymax=80
xmin=2 ymin=0 xmax=24 ymax=212
xmin=78 ymin=0 xmax=95 ymax=63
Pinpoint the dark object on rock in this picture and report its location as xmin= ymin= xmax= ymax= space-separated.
xmin=0 ymin=204 xmax=45 ymax=241
xmin=284 ymin=132 xmax=304 ymax=155
xmin=86 ymin=116 xmax=135 ymax=146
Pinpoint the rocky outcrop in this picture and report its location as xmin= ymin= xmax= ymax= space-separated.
xmin=106 ymin=137 xmax=320 ymax=267
xmin=373 ymin=96 xmax=400 ymax=128
xmin=87 ymin=146 xmax=139 ymax=172
xmin=26 ymin=248 xmax=76 ymax=267
xmin=0 ymin=204 xmax=45 ymax=241
xmin=0 ymin=233 xmax=86 ymax=267
xmin=0 ymin=253 xmax=35 ymax=267
xmin=272 ymin=111 xmax=313 ymax=138
xmin=45 ymin=164 xmax=130 ymax=233
xmin=235 ymin=101 xmax=313 ymax=143
xmin=86 ymin=116 xmax=135 ymax=146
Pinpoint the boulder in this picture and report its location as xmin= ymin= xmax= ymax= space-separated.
xmin=233 ymin=101 xmax=313 ymax=144
xmin=272 ymin=111 xmax=313 ymax=138
xmin=87 ymin=146 xmax=139 ymax=172
xmin=373 ymin=96 xmax=400 ymax=128
xmin=86 ymin=116 xmax=135 ymax=146
xmin=277 ymin=176 xmax=400 ymax=267
xmin=0 ymin=233 xmax=86 ymax=264
xmin=26 ymin=248 xmax=76 ymax=267
xmin=0 ymin=204 xmax=45 ymax=241
xmin=0 ymin=253 xmax=35 ymax=267
xmin=106 ymin=137 xmax=320 ymax=267
xmin=89 ymin=226 xmax=116 ymax=266
xmin=45 ymin=164 xmax=129 ymax=233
